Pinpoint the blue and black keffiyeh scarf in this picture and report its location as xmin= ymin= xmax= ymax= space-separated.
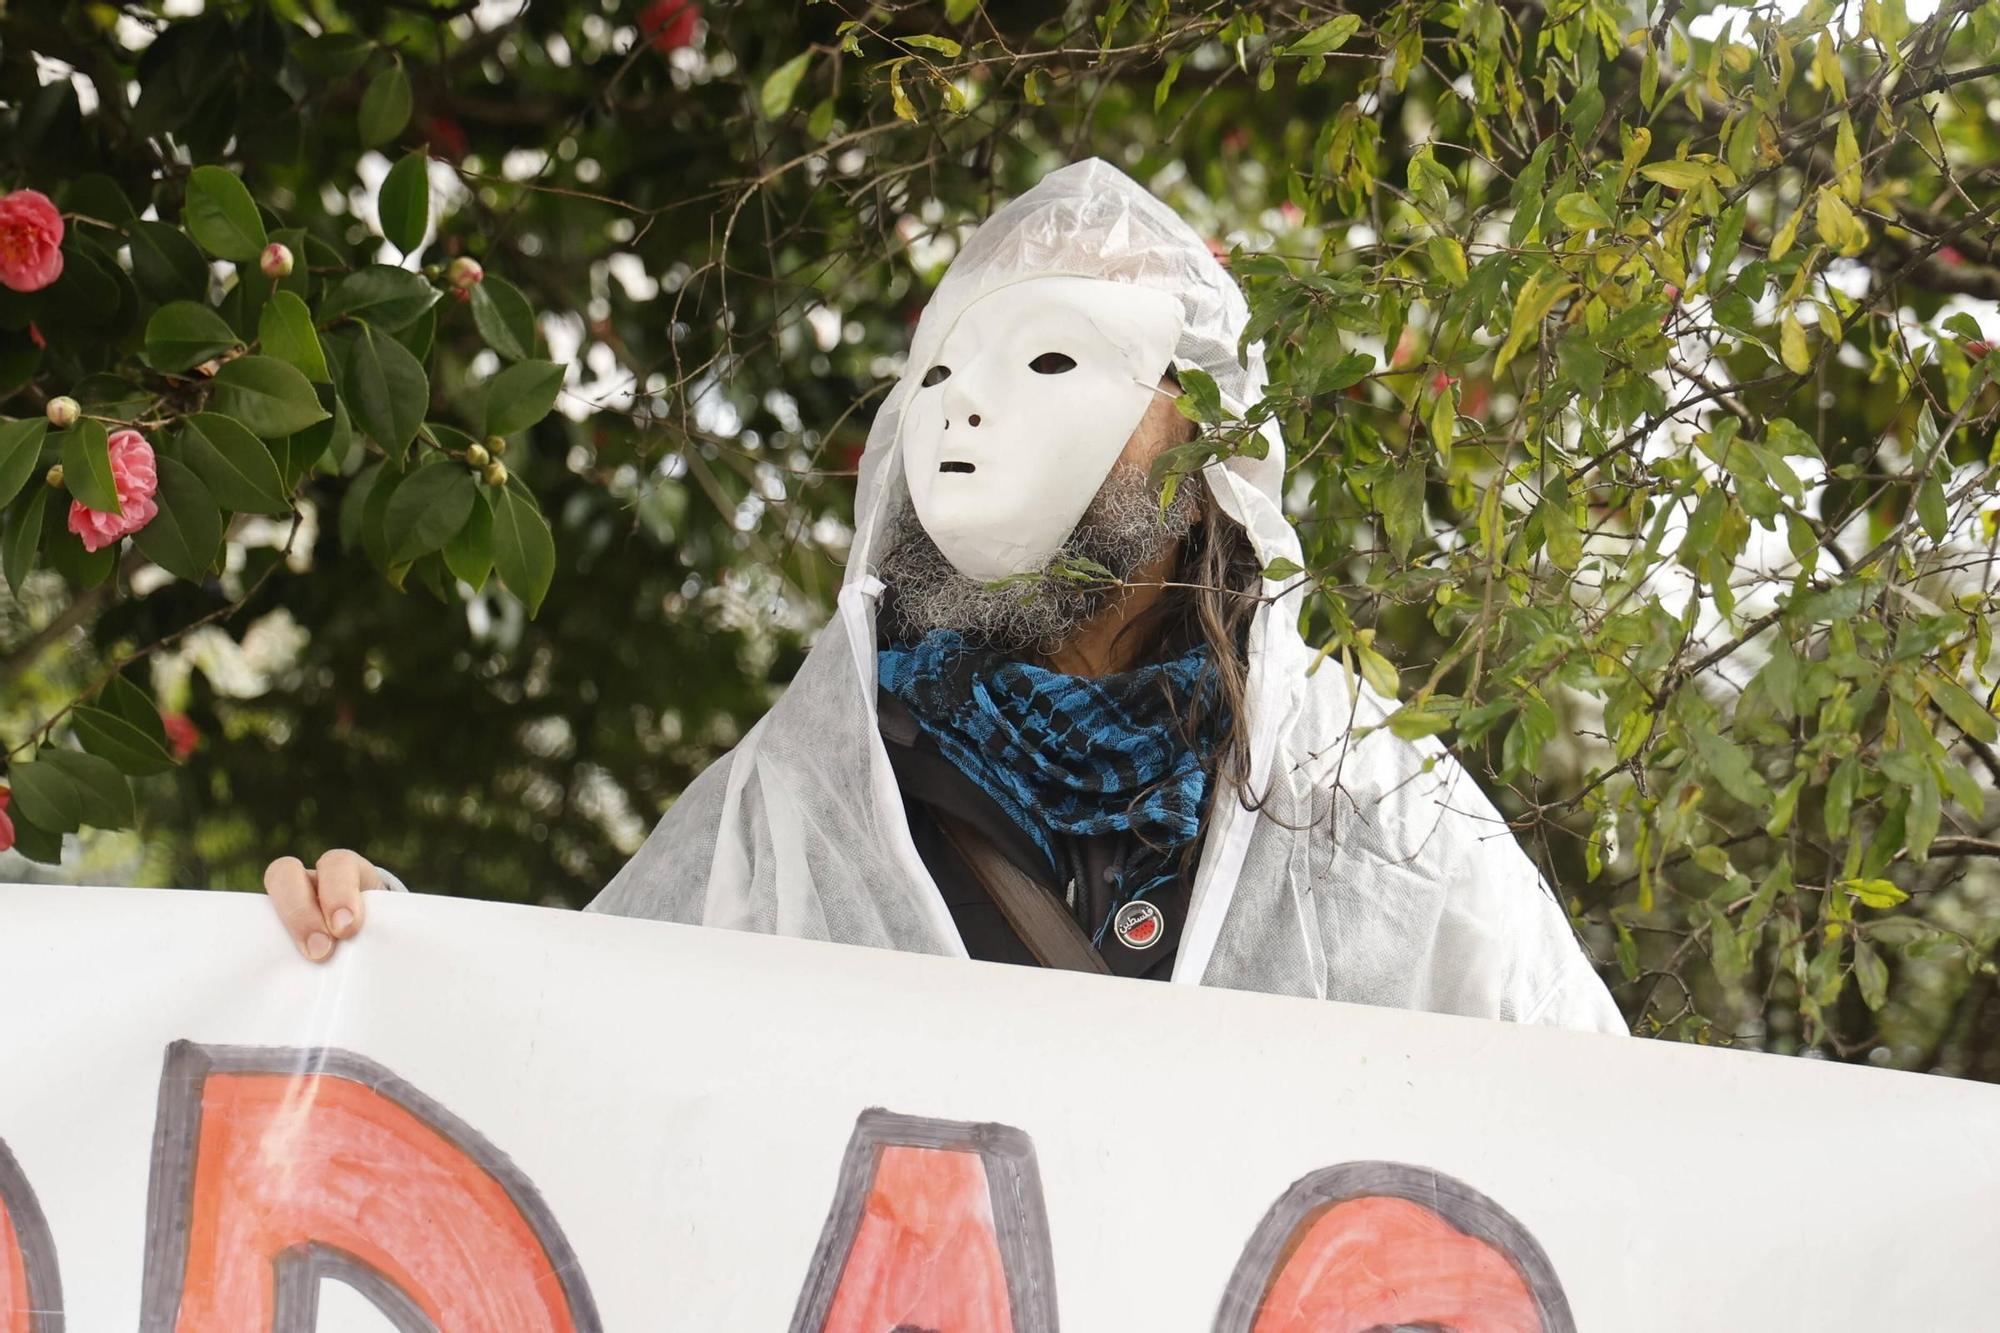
xmin=877 ymin=629 xmax=1223 ymax=923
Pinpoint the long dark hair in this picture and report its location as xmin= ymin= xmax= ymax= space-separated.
xmin=1090 ymin=466 xmax=1271 ymax=883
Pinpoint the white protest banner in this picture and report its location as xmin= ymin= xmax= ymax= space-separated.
xmin=0 ymin=883 xmax=1995 ymax=1331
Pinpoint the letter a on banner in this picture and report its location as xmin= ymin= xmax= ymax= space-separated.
xmin=0 ymin=1137 xmax=62 ymax=1333
xmin=1212 ymin=1160 xmax=1575 ymax=1333
xmin=138 ymin=1042 xmax=600 ymax=1332
xmin=790 ymin=1109 xmax=1059 ymax=1333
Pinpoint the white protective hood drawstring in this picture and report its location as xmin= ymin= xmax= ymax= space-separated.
xmin=591 ymin=159 xmax=1626 ymax=1034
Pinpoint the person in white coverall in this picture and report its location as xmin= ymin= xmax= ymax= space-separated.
xmin=263 ymin=159 xmax=1626 ymax=1034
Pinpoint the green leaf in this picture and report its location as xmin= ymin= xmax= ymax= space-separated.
xmin=1378 ymin=460 xmax=1426 ymax=555
xmin=1261 ymin=556 xmax=1303 ymax=581
xmin=359 ymin=63 xmax=413 ymax=147
xmin=1638 ymin=160 xmax=1714 ymax=190
xmin=1929 ymin=675 xmax=1999 ymax=743
xmin=180 ymin=412 xmax=289 ymax=516
xmin=329 ymin=323 xmax=429 ymax=461
xmin=1915 ymin=474 xmax=1947 ymax=542
xmin=470 ymin=275 xmax=537 ymax=361
xmin=101 ymin=672 xmax=172 ymax=750
xmin=61 ymin=173 xmax=133 ymax=227
xmin=391 ymin=304 xmax=436 ymax=362
xmin=340 ymin=462 xmax=385 ymax=553
xmin=385 ymin=460 xmax=479 ymax=564
xmin=212 ymin=356 xmax=330 ymax=437
xmin=1554 ymin=192 xmax=1613 ymax=230
xmin=9 ymin=753 xmax=82 ymax=834
xmin=482 ymin=359 xmax=565 ymax=437
xmin=1706 ymin=901 xmax=1748 ymax=986
xmin=257 ymin=291 xmax=329 ymax=383
xmin=1427 ymin=235 xmax=1468 ymax=286
xmin=360 ymin=462 xmax=407 ymax=575
xmin=183 ymin=165 xmax=268 ymax=262
xmin=1765 ymin=772 xmax=1806 ymax=836
xmin=1315 ymin=351 xmax=1376 ymax=393
xmin=72 ymin=706 xmax=174 ymax=776
xmin=1706 ymin=203 xmax=1747 ymax=290
xmin=60 ymin=419 xmax=120 ymax=514
xmin=1845 ymin=877 xmax=1909 ymax=909
xmin=1427 ymin=385 xmax=1457 ymax=455
xmin=1906 ymin=764 xmax=1941 ymax=862
xmin=4 ymin=486 xmax=48 ymax=595
xmin=491 ymin=483 xmax=555 ymax=617
xmin=1386 ymin=705 xmax=1453 ymax=740
xmin=132 ymin=454 xmax=223 ymax=582
xmin=1691 ymin=726 xmax=1772 ymax=805
xmin=902 ymin=34 xmax=962 ymax=57
xmin=128 ymin=221 xmax=211 ymax=303
xmin=378 ymin=150 xmax=431 ymax=255
xmin=318 ymin=265 xmax=440 ymax=331
xmin=1852 ymin=939 xmax=1889 ymax=1010
xmin=1285 ymin=13 xmax=1362 ymax=55
xmin=1614 ymin=922 xmax=1640 ymax=981
xmin=39 ymin=748 xmax=135 ymax=829
xmin=144 ymin=300 xmax=241 ymax=372
xmin=1562 ymin=85 xmax=1603 ymax=132
xmin=298 ymin=31 xmax=374 ymax=78
xmin=760 ymin=52 xmax=814 ymax=119
xmin=444 ymin=486 xmax=494 ymax=589
xmin=1789 ymin=580 xmax=1870 ymax=623
xmin=1355 ymin=642 xmax=1400 ymax=699
xmin=0 ymin=418 xmax=45 ymax=511
xmin=1174 ymin=366 xmax=1224 ymax=424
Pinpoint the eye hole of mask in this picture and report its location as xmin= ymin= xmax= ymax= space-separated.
xmin=920 ymin=364 xmax=952 ymax=387
xmin=1028 ymin=352 xmax=1077 ymax=375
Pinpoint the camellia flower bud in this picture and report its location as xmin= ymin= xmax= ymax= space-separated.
xmin=482 ymin=460 xmax=508 ymax=488
xmin=45 ymin=395 xmax=80 ymax=429
xmin=465 ymin=442 xmax=490 ymax=468
xmin=44 ymin=463 xmax=64 ymax=489
xmin=259 ymin=242 xmax=294 ymax=278
xmin=485 ymin=434 xmax=507 ymax=456
xmin=448 ymin=256 xmax=484 ymax=289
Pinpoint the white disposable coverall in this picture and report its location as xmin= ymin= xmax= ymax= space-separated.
xmin=589 ymin=158 xmax=1627 ymax=1035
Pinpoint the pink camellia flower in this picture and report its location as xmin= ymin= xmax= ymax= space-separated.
xmin=639 ymin=0 xmax=699 ymax=52
xmin=0 ymin=189 xmax=65 ymax=293
xmin=0 ymin=787 xmax=13 ymax=854
xmin=66 ymin=429 xmax=160 ymax=553
xmin=161 ymin=712 xmax=199 ymax=761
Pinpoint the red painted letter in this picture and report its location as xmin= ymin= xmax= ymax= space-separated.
xmin=0 ymin=1138 xmax=60 ymax=1333
xmin=139 ymin=1042 xmax=598 ymax=1332
xmin=791 ymin=1109 xmax=1057 ymax=1333
xmin=1215 ymin=1161 xmax=1574 ymax=1333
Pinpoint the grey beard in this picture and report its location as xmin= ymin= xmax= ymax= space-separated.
xmin=877 ymin=463 xmax=1203 ymax=655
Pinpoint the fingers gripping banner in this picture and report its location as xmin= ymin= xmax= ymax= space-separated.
xmin=0 ymin=885 xmax=1995 ymax=1330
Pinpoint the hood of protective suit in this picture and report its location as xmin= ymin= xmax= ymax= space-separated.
xmin=844 ymin=157 xmax=1308 ymax=982
xmin=589 ymin=159 xmax=1623 ymax=1033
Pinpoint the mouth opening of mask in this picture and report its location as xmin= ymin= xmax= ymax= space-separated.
xmin=938 ymin=461 xmax=976 ymax=474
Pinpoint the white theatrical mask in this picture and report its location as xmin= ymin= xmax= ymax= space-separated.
xmin=897 ymin=275 xmax=1184 ymax=581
